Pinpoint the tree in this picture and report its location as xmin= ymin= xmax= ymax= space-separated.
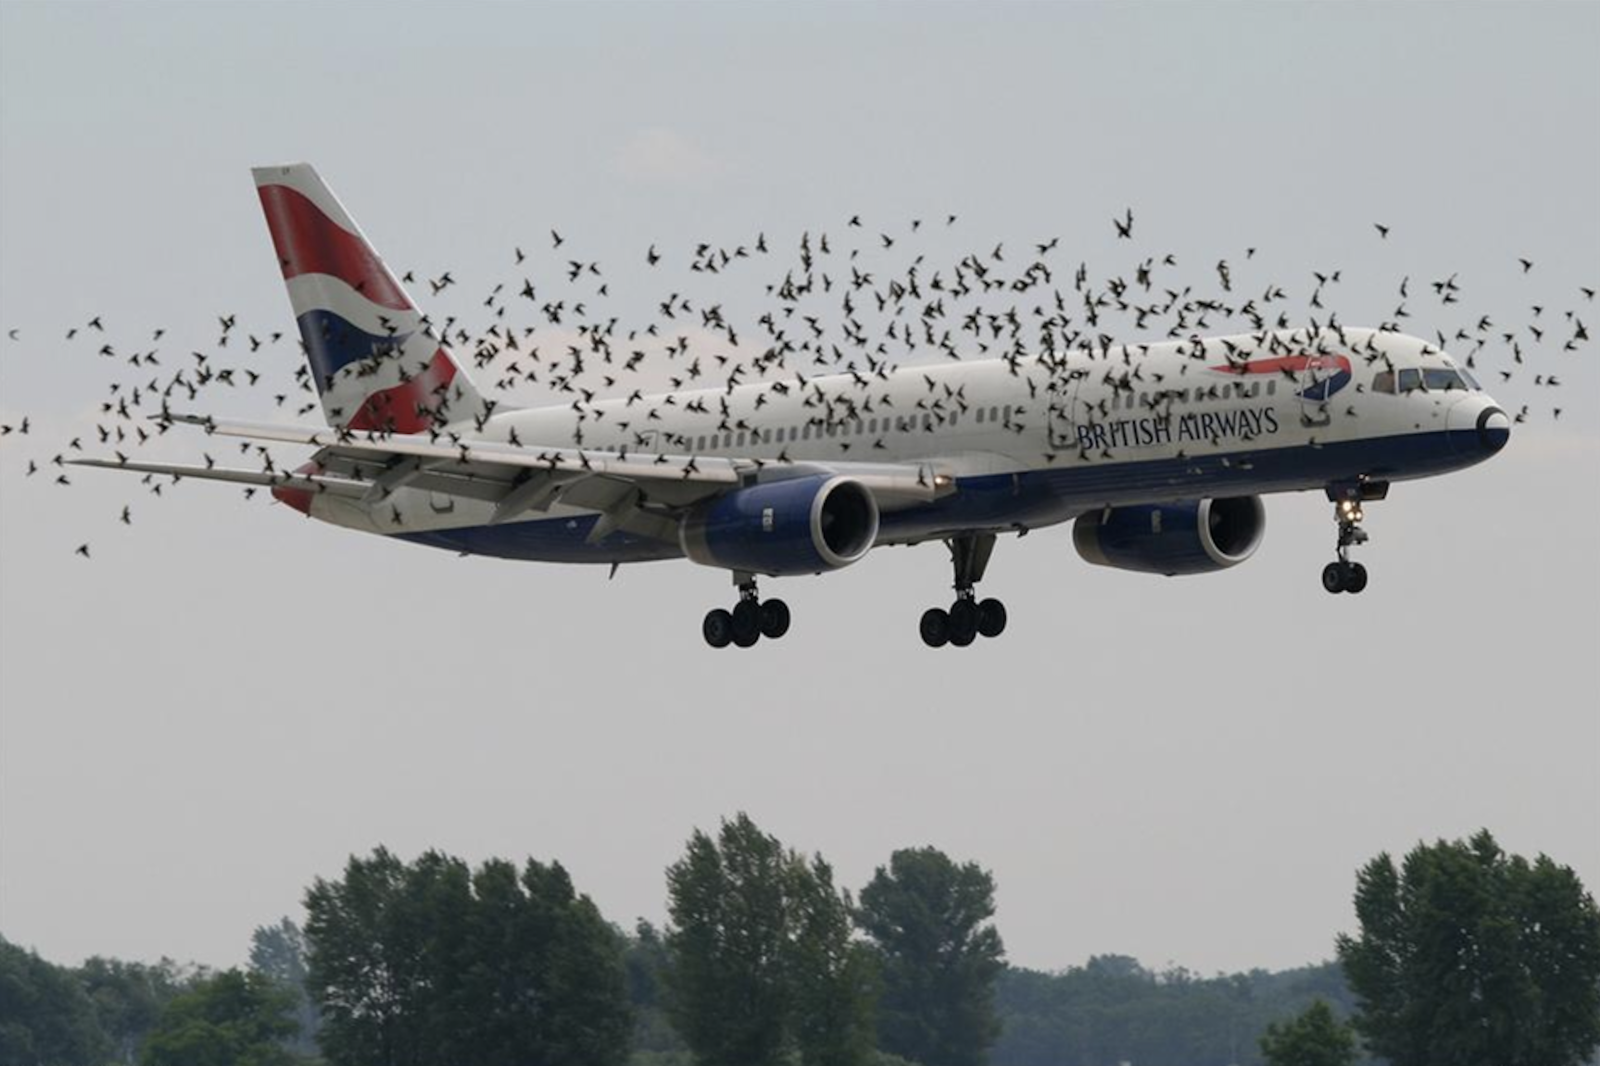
xmin=303 ymin=846 xmax=631 ymax=1066
xmin=663 ymin=812 xmax=875 ymax=1066
xmin=1259 ymin=999 xmax=1357 ymax=1066
xmin=664 ymin=814 xmax=797 ymax=1066
xmin=138 ymin=969 xmax=299 ymax=1066
xmin=1336 ymin=829 xmax=1600 ymax=1066
xmin=0 ymin=936 xmax=111 ymax=1066
xmin=77 ymin=955 xmax=194 ymax=1064
xmin=788 ymin=855 xmax=878 ymax=1066
xmin=248 ymin=920 xmax=318 ymax=1057
xmin=857 ymin=846 xmax=1006 ymax=1066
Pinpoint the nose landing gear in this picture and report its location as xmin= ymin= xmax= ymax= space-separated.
xmin=1322 ymin=494 xmax=1371 ymax=595
xmin=921 ymin=533 xmax=1009 ymax=647
xmin=704 ymin=574 xmax=790 ymax=648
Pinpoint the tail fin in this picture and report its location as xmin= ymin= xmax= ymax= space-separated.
xmin=251 ymin=163 xmax=485 ymax=433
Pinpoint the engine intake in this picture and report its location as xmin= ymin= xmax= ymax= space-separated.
xmin=1073 ymin=496 xmax=1265 ymax=575
xmin=680 ymin=474 xmax=879 ymax=576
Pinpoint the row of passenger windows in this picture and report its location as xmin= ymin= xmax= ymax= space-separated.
xmin=1105 ymin=379 xmax=1274 ymax=411
xmin=690 ymin=406 xmax=1017 ymax=452
xmin=1371 ymin=367 xmax=1478 ymax=395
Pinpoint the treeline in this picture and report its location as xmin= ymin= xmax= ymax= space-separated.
xmin=993 ymin=957 xmax=1364 ymax=1066
xmin=3 ymin=824 xmax=1597 ymax=1066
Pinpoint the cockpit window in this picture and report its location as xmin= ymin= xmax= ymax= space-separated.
xmin=1459 ymin=367 xmax=1482 ymax=390
xmin=1422 ymin=368 xmax=1468 ymax=392
xmin=1372 ymin=370 xmax=1395 ymax=394
xmin=1398 ymin=368 xmax=1421 ymax=392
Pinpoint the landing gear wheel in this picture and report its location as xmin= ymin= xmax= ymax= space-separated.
xmin=977 ymin=598 xmax=1007 ymax=638
xmin=948 ymin=600 xmax=979 ymax=646
xmin=920 ymin=608 xmax=950 ymax=648
xmin=759 ymin=598 xmax=791 ymax=639
xmin=703 ymin=608 xmax=733 ymax=648
xmin=1321 ymin=562 xmax=1347 ymax=594
xmin=731 ymin=600 xmax=761 ymax=647
xmin=1345 ymin=562 xmax=1368 ymax=594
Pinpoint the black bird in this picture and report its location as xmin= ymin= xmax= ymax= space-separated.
xmin=1374 ymin=223 xmax=1390 ymax=239
xmin=75 ymin=544 xmax=90 ymax=558
xmin=1113 ymin=208 xmax=1134 ymax=239
xmin=551 ymin=229 xmax=564 ymax=247
xmin=1518 ymin=258 xmax=1534 ymax=273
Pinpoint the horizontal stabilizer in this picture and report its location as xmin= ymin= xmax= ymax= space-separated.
xmin=68 ymin=457 xmax=368 ymax=498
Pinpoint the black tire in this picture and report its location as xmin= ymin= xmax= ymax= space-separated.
xmin=948 ymin=599 xmax=979 ymax=646
xmin=703 ymin=608 xmax=733 ymax=648
xmin=759 ymin=598 xmax=791 ymax=639
xmin=977 ymin=598 xmax=1007 ymax=638
xmin=919 ymin=607 xmax=950 ymax=648
xmin=731 ymin=600 xmax=761 ymax=647
xmin=1345 ymin=562 xmax=1368 ymax=594
xmin=1321 ymin=561 xmax=1346 ymax=594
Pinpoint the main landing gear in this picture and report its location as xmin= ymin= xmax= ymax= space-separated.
xmin=921 ymin=533 xmax=1008 ymax=648
xmin=1321 ymin=484 xmax=1382 ymax=595
xmin=703 ymin=574 xmax=790 ymax=649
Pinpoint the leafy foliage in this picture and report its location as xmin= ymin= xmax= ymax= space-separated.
xmin=857 ymin=846 xmax=1006 ymax=1066
xmin=303 ymin=846 xmax=631 ymax=1066
xmin=1260 ymin=998 xmax=1357 ymax=1066
xmin=137 ymin=968 xmax=300 ymax=1066
xmin=247 ymin=919 xmax=319 ymax=1058
xmin=991 ymin=958 xmax=1366 ymax=1066
xmin=1336 ymin=829 xmax=1600 ymax=1066
xmin=0 ymin=936 xmax=112 ymax=1065
xmin=663 ymin=812 xmax=875 ymax=1066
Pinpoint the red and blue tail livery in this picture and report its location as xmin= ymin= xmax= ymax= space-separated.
xmin=71 ymin=164 xmax=1512 ymax=648
xmin=252 ymin=164 xmax=482 ymax=434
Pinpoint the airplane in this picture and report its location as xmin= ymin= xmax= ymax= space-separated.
xmin=73 ymin=164 xmax=1511 ymax=649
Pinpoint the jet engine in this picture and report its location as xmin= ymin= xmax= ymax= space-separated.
xmin=680 ymin=474 xmax=879 ymax=576
xmin=1072 ymin=496 xmax=1265 ymax=576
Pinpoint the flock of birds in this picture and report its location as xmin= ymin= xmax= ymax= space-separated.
xmin=1 ymin=208 xmax=1592 ymax=560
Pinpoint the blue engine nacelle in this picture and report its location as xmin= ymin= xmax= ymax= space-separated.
xmin=679 ymin=474 xmax=880 ymax=576
xmin=1072 ymin=496 xmax=1265 ymax=576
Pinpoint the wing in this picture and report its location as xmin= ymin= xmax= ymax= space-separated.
xmin=76 ymin=415 xmax=953 ymax=533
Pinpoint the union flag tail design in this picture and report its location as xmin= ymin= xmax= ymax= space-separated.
xmin=252 ymin=163 xmax=484 ymax=433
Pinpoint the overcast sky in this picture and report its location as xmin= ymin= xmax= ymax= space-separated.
xmin=2 ymin=1 xmax=1596 ymax=979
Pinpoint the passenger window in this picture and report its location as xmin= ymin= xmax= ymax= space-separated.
xmin=802 ymin=424 xmax=811 ymax=440
xmin=976 ymin=407 xmax=985 ymax=423
xmin=990 ymin=406 xmax=999 ymax=422
xmin=1372 ymin=371 xmax=1395 ymax=394
xmin=737 ymin=432 xmax=746 ymax=446
xmin=1266 ymin=381 xmax=1277 ymax=396
xmin=1249 ymin=382 xmax=1260 ymax=398
xmin=1398 ymin=369 xmax=1421 ymax=392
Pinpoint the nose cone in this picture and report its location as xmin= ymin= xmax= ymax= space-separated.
xmin=1476 ymin=406 xmax=1511 ymax=454
xmin=1448 ymin=399 xmax=1510 ymax=457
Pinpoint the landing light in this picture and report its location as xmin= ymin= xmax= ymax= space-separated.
xmin=933 ymin=474 xmax=954 ymax=488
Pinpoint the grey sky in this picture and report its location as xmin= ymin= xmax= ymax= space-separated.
xmin=1 ymin=1 xmax=1596 ymax=978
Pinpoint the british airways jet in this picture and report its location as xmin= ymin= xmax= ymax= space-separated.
xmin=75 ymin=165 xmax=1510 ymax=648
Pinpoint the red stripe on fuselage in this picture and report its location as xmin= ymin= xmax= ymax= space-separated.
xmin=257 ymin=184 xmax=412 ymax=311
xmin=346 ymin=349 xmax=459 ymax=434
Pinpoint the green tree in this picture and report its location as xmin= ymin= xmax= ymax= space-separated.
xmin=664 ymin=814 xmax=796 ymax=1066
xmin=138 ymin=969 xmax=299 ymax=1066
xmin=1259 ymin=999 xmax=1357 ymax=1066
xmin=304 ymin=846 xmax=631 ymax=1066
xmin=0 ymin=936 xmax=111 ymax=1066
xmin=77 ymin=956 xmax=193 ymax=1064
xmin=663 ymin=813 xmax=876 ymax=1066
xmin=857 ymin=846 xmax=1006 ymax=1066
xmin=248 ymin=919 xmax=318 ymax=1058
xmin=1336 ymin=829 xmax=1600 ymax=1066
xmin=788 ymin=855 xmax=877 ymax=1066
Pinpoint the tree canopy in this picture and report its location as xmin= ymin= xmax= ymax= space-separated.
xmin=303 ymin=846 xmax=631 ymax=1066
xmin=1259 ymin=998 xmax=1357 ymax=1066
xmin=857 ymin=846 xmax=1006 ymax=1066
xmin=1336 ymin=829 xmax=1600 ymax=1066
xmin=664 ymin=812 xmax=875 ymax=1066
